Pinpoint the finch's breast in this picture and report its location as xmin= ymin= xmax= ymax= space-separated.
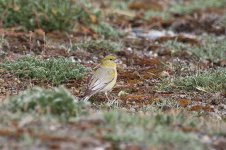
xmin=101 ymin=70 xmax=117 ymax=92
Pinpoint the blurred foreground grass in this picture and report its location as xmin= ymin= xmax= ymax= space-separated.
xmin=0 ymin=87 xmax=225 ymax=149
xmin=0 ymin=0 xmax=121 ymax=39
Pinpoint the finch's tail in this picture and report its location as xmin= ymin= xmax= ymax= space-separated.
xmin=81 ymin=90 xmax=96 ymax=102
xmin=82 ymin=95 xmax=91 ymax=102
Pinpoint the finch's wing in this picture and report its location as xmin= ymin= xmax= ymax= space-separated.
xmin=86 ymin=67 xmax=115 ymax=95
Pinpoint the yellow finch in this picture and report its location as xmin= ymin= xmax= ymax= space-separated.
xmin=83 ymin=55 xmax=117 ymax=101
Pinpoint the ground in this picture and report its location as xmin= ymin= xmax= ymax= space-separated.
xmin=0 ymin=0 xmax=226 ymax=150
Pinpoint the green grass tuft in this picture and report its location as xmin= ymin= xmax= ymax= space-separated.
xmin=160 ymin=36 xmax=226 ymax=63
xmin=145 ymin=10 xmax=171 ymax=21
xmin=0 ymin=36 xmax=8 ymax=59
xmin=0 ymin=0 xmax=100 ymax=31
xmin=145 ymin=0 xmax=226 ymax=21
xmin=5 ymin=86 xmax=83 ymax=119
xmin=91 ymin=22 xmax=122 ymax=39
xmin=73 ymin=39 xmax=122 ymax=53
xmin=217 ymin=13 xmax=226 ymax=28
xmin=161 ymin=40 xmax=193 ymax=56
xmin=0 ymin=0 xmax=122 ymax=38
xmin=191 ymin=37 xmax=226 ymax=63
xmin=174 ymin=68 xmax=226 ymax=92
xmin=1 ymin=56 xmax=86 ymax=84
xmin=170 ymin=0 xmax=226 ymax=14
xmin=103 ymin=110 xmax=205 ymax=150
xmin=157 ymin=68 xmax=226 ymax=92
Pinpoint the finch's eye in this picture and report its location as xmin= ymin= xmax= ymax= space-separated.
xmin=109 ymin=59 xmax=112 ymax=60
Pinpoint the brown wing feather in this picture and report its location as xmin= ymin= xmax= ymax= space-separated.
xmin=84 ymin=67 xmax=115 ymax=97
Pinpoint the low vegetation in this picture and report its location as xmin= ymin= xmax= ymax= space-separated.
xmin=157 ymin=67 xmax=226 ymax=92
xmin=191 ymin=37 xmax=226 ymax=63
xmin=174 ymin=68 xmax=226 ymax=92
xmin=0 ymin=0 xmax=120 ymax=39
xmin=4 ymin=86 xmax=85 ymax=119
xmin=103 ymin=110 xmax=205 ymax=150
xmin=0 ymin=0 xmax=83 ymax=31
xmin=169 ymin=0 xmax=226 ymax=14
xmin=1 ymin=56 xmax=86 ymax=84
xmin=73 ymin=39 xmax=122 ymax=53
xmin=1 ymin=87 xmax=225 ymax=149
xmin=161 ymin=36 xmax=226 ymax=63
xmin=145 ymin=0 xmax=226 ymax=20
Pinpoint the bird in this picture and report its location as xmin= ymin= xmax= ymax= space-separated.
xmin=82 ymin=54 xmax=117 ymax=102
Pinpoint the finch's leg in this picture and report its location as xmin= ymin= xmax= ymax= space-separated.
xmin=105 ymin=92 xmax=110 ymax=101
xmin=105 ymin=93 xmax=119 ymax=107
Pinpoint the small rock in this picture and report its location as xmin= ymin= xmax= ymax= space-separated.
xmin=0 ymin=78 xmax=4 ymax=84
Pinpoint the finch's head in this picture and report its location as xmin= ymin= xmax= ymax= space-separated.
xmin=102 ymin=54 xmax=117 ymax=61
xmin=100 ymin=54 xmax=117 ymax=68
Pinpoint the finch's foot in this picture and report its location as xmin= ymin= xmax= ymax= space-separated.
xmin=107 ymin=99 xmax=119 ymax=107
xmin=105 ymin=92 xmax=111 ymax=101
